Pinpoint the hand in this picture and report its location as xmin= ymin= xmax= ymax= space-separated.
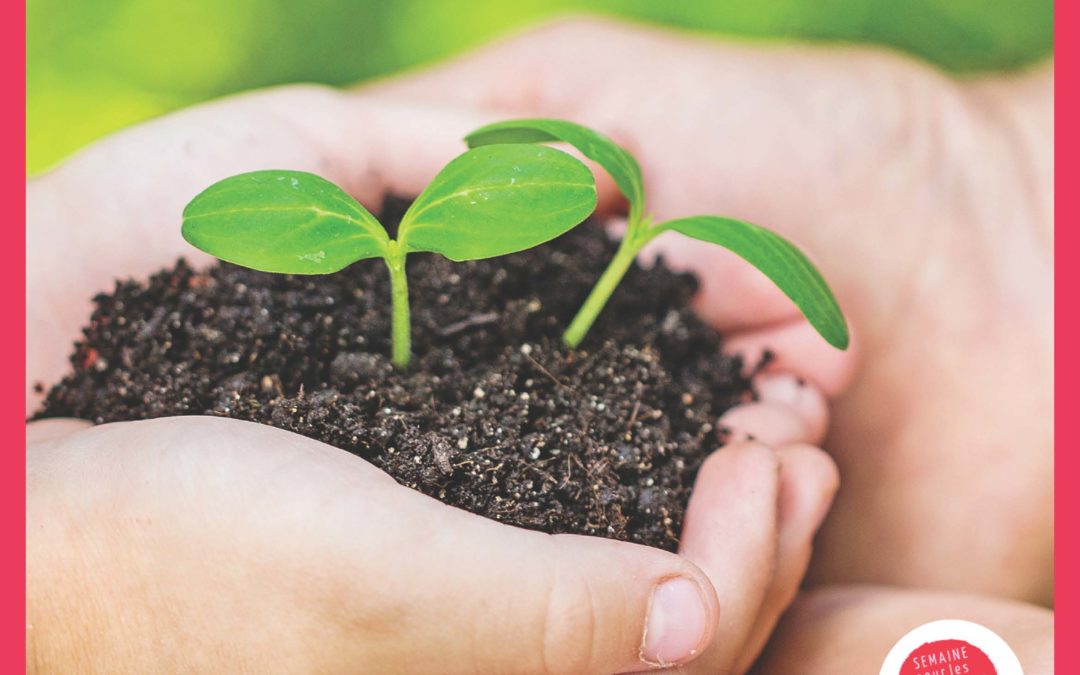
xmin=27 ymin=417 xmax=836 ymax=673
xmin=754 ymin=585 xmax=1054 ymax=674
xmin=27 ymin=82 xmax=844 ymax=671
xmin=371 ymin=18 xmax=1054 ymax=602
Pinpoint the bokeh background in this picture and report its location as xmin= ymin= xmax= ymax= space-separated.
xmin=27 ymin=0 xmax=1053 ymax=175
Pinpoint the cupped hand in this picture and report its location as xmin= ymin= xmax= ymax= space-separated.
xmin=27 ymin=80 xmax=844 ymax=671
xmin=27 ymin=416 xmax=836 ymax=673
xmin=371 ymin=18 xmax=1054 ymax=602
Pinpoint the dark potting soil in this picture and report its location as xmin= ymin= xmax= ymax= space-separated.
xmin=34 ymin=196 xmax=759 ymax=551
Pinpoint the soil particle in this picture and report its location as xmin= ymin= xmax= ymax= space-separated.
xmin=35 ymin=196 xmax=756 ymax=550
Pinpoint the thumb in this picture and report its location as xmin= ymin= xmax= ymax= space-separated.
xmin=344 ymin=476 xmax=723 ymax=673
xmin=31 ymin=416 xmax=726 ymax=673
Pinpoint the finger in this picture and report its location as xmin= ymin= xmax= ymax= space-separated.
xmin=723 ymin=320 xmax=859 ymax=398
xmin=732 ymin=444 xmax=839 ymax=674
xmin=339 ymin=466 xmax=724 ymax=673
xmin=719 ymin=375 xmax=829 ymax=447
xmin=754 ymin=375 xmax=830 ymax=444
xmin=676 ymin=442 xmax=781 ymax=673
xmin=379 ymin=528 xmax=722 ymax=673
xmin=264 ymin=429 xmax=728 ymax=673
xmin=26 ymin=418 xmax=93 ymax=444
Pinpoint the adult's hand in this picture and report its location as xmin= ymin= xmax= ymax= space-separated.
xmin=372 ymin=18 xmax=1054 ymax=603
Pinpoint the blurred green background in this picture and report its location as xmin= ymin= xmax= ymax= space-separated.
xmin=27 ymin=0 xmax=1053 ymax=175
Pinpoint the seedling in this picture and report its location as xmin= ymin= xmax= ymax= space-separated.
xmin=182 ymin=144 xmax=597 ymax=367
xmin=465 ymin=119 xmax=849 ymax=350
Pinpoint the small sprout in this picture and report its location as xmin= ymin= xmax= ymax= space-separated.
xmin=182 ymin=144 xmax=597 ymax=367
xmin=465 ymin=119 xmax=849 ymax=350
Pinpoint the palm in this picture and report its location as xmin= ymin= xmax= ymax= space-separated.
xmin=654 ymin=53 xmax=1051 ymax=601
xmin=375 ymin=20 xmax=1053 ymax=600
xmin=29 ymin=416 xmax=412 ymax=671
xmin=634 ymin=56 xmax=1052 ymax=599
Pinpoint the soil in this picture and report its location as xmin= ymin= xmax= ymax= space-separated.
xmin=34 ymin=196 xmax=761 ymax=551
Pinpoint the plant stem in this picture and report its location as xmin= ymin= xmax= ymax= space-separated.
xmin=385 ymin=243 xmax=411 ymax=367
xmin=563 ymin=228 xmax=645 ymax=348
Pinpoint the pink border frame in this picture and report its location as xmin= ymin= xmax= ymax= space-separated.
xmin=1054 ymin=1 xmax=1068 ymax=671
xmin=11 ymin=5 xmax=1064 ymax=669
xmin=12 ymin=0 xmax=28 ymax=668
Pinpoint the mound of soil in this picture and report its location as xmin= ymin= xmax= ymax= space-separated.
xmin=35 ymin=197 xmax=759 ymax=551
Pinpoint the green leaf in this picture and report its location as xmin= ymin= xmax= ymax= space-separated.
xmin=465 ymin=118 xmax=645 ymax=222
xmin=182 ymin=170 xmax=389 ymax=274
xmin=399 ymin=144 xmax=597 ymax=261
xmin=661 ymin=216 xmax=850 ymax=349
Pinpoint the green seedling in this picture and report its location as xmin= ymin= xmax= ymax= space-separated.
xmin=465 ymin=119 xmax=849 ymax=350
xmin=182 ymin=144 xmax=597 ymax=367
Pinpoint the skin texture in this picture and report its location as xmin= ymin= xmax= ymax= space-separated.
xmin=25 ymin=16 xmax=1053 ymax=673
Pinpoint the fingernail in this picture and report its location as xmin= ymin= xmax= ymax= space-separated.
xmin=755 ymin=373 xmax=804 ymax=407
xmin=753 ymin=373 xmax=829 ymax=444
xmin=640 ymin=576 xmax=709 ymax=667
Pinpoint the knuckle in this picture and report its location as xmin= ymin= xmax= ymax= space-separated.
xmin=727 ymin=440 xmax=782 ymax=472
xmin=536 ymin=544 xmax=600 ymax=675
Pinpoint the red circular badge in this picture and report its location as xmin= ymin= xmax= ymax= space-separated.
xmin=880 ymin=621 xmax=1022 ymax=675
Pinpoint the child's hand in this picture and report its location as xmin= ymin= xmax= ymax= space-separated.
xmin=27 ymin=416 xmax=835 ymax=672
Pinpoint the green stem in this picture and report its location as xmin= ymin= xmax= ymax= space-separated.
xmin=385 ymin=243 xmax=411 ymax=367
xmin=563 ymin=226 xmax=648 ymax=348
